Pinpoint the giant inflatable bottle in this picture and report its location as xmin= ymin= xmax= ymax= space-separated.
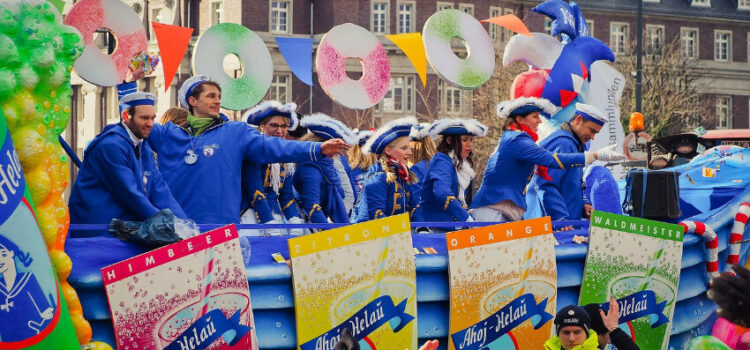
xmin=0 ymin=107 xmax=79 ymax=349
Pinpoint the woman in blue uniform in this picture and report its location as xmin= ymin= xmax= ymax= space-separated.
xmin=239 ymin=101 xmax=305 ymax=236
xmin=471 ymin=97 xmax=623 ymax=222
xmin=348 ymin=129 xmax=377 ymax=192
xmin=353 ymin=117 xmax=424 ymax=223
xmin=408 ymin=123 xmax=436 ymax=206
xmin=293 ymin=114 xmax=358 ymax=224
xmin=420 ymin=118 xmax=487 ymax=222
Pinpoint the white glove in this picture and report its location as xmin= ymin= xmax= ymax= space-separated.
xmin=465 ymin=214 xmax=475 ymax=223
xmin=594 ymin=144 xmax=628 ymax=162
xmin=287 ymin=216 xmax=305 ymax=236
xmin=263 ymin=220 xmax=283 ymax=237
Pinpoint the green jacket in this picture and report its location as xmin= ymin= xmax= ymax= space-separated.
xmin=544 ymin=330 xmax=600 ymax=350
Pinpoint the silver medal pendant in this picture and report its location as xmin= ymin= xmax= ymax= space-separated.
xmin=184 ymin=149 xmax=198 ymax=165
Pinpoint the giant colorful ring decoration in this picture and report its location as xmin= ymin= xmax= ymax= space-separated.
xmin=315 ymin=23 xmax=391 ymax=110
xmin=64 ymin=0 xmax=147 ymax=86
xmin=422 ymin=9 xmax=495 ymax=89
xmin=192 ymin=23 xmax=273 ymax=110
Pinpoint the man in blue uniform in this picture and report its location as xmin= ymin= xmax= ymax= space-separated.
xmin=68 ymin=90 xmax=187 ymax=237
xmin=123 ymin=71 xmax=349 ymax=224
xmin=535 ymin=103 xmax=619 ymax=220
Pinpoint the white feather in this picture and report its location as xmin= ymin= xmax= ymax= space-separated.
xmin=427 ymin=118 xmax=488 ymax=139
xmin=357 ymin=129 xmax=376 ymax=143
xmin=300 ymin=113 xmax=358 ymax=146
xmin=409 ymin=122 xmax=432 ymax=140
xmin=362 ymin=117 xmax=418 ymax=155
xmin=495 ymin=97 xmax=559 ymax=119
xmin=242 ymin=100 xmax=300 ymax=131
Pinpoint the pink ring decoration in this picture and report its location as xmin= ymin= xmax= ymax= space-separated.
xmin=64 ymin=0 xmax=147 ymax=86
xmin=729 ymin=203 xmax=750 ymax=267
xmin=315 ymin=23 xmax=391 ymax=109
xmin=680 ymin=220 xmax=719 ymax=282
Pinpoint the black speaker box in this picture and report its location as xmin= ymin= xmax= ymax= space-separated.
xmin=623 ymin=169 xmax=681 ymax=219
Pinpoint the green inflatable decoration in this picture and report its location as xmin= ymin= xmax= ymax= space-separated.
xmin=0 ymin=0 xmax=85 ymax=347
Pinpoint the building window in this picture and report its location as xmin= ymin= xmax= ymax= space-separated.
xmin=716 ymin=95 xmax=732 ymax=129
xmin=458 ymin=3 xmax=473 ymax=15
xmin=439 ymin=80 xmax=469 ymax=115
xmin=544 ymin=18 xmax=553 ymax=35
xmin=610 ymin=22 xmax=629 ymax=55
xmin=585 ymin=20 xmax=594 ymax=37
xmin=270 ymin=1 xmax=291 ymax=34
xmin=150 ymin=7 xmax=163 ymax=39
xmin=488 ymin=7 xmax=515 ymax=42
xmin=267 ymin=74 xmax=291 ymax=103
xmin=681 ymin=28 xmax=699 ymax=59
xmin=436 ymin=2 xmax=453 ymax=11
xmin=715 ymin=30 xmax=732 ymax=61
xmin=379 ymin=75 xmax=415 ymax=114
xmin=645 ymin=25 xmax=664 ymax=55
xmin=691 ymin=0 xmax=710 ymax=6
xmin=210 ymin=1 xmax=223 ymax=26
xmin=740 ymin=0 xmax=750 ymax=9
xmin=397 ymin=2 xmax=414 ymax=33
xmin=371 ymin=1 xmax=388 ymax=35
xmin=488 ymin=7 xmax=500 ymax=40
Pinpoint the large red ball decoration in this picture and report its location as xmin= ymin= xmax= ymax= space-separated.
xmin=509 ymin=69 xmax=549 ymax=100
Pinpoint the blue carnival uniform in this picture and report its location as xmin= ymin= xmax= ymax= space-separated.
xmin=420 ymin=153 xmax=470 ymax=222
xmin=69 ymin=123 xmax=186 ymax=236
xmin=145 ymin=120 xmax=321 ymax=225
xmin=534 ymin=124 xmax=589 ymax=220
xmin=409 ymin=159 xmax=429 ymax=205
xmin=350 ymin=166 xmax=369 ymax=192
xmin=293 ymin=157 xmax=350 ymax=223
xmin=472 ymin=131 xmax=585 ymax=211
xmin=353 ymin=162 xmax=424 ymax=223
xmin=243 ymin=162 xmax=301 ymax=223
xmin=115 ymin=81 xmax=324 ymax=225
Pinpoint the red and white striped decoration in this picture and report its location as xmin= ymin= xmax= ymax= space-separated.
xmin=197 ymin=248 xmax=215 ymax=319
xmin=728 ymin=203 xmax=750 ymax=266
xmin=680 ymin=220 xmax=719 ymax=282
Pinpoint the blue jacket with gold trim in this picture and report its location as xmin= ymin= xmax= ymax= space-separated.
xmin=420 ymin=152 xmax=470 ymax=222
xmin=241 ymin=162 xmax=301 ymax=223
xmin=352 ymin=163 xmax=424 ymax=223
xmin=293 ymin=158 xmax=350 ymax=223
xmin=410 ymin=159 xmax=429 ymax=207
xmin=534 ymin=125 xmax=589 ymax=220
xmin=471 ymin=130 xmax=585 ymax=211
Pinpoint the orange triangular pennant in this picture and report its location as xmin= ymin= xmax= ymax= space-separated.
xmin=480 ymin=14 xmax=533 ymax=38
xmin=152 ymin=23 xmax=194 ymax=92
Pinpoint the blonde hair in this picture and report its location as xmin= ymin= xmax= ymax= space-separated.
xmin=409 ymin=137 xmax=437 ymax=165
xmin=160 ymin=107 xmax=189 ymax=126
xmin=380 ymin=137 xmax=418 ymax=184
xmin=348 ymin=144 xmax=378 ymax=171
xmin=299 ymin=133 xmax=325 ymax=143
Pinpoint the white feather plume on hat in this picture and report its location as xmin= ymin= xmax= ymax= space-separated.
xmin=300 ymin=113 xmax=358 ymax=146
xmin=427 ymin=118 xmax=488 ymax=139
xmin=409 ymin=123 xmax=432 ymax=141
xmin=362 ymin=117 xmax=418 ymax=155
xmin=495 ymin=97 xmax=559 ymax=119
xmin=242 ymin=100 xmax=299 ymax=131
